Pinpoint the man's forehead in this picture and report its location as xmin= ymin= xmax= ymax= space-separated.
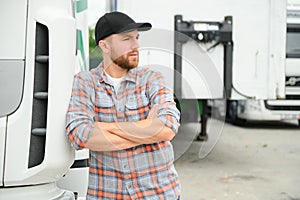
xmin=116 ymin=30 xmax=139 ymax=37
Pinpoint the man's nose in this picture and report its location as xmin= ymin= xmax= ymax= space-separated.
xmin=131 ymin=38 xmax=139 ymax=49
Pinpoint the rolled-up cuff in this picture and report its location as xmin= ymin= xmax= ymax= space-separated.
xmin=69 ymin=123 xmax=95 ymax=150
xmin=158 ymin=115 xmax=180 ymax=134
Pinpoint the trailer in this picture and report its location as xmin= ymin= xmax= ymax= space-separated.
xmin=117 ymin=0 xmax=300 ymax=130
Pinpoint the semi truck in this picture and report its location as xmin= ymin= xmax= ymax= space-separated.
xmin=1 ymin=0 xmax=299 ymax=199
xmin=226 ymin=2 xmax=300 ymax=126
xmin=0 ymin=0 xmax=89 ymax=199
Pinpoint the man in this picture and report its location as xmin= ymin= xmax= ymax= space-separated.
xmin=66 ymin=11 xmax=180 ymax=200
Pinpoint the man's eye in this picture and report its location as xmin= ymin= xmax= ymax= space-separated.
xmin=123 ymin=37 xmax=130 ymax=41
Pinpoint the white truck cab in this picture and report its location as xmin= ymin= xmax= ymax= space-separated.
xmin=0 ymin=0 xmax=77 ymax=198
xmin=228 ymin=2 xmax=300 ymax=126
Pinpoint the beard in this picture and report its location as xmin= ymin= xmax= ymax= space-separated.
xmin=111 ymin=50 xmax=139 ymax=70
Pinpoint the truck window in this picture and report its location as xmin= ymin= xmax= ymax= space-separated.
xmin=286 ymin=24 xmax=300 ymax=58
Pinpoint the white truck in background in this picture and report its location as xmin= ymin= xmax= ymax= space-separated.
xmin=0 ymin=0 xmax=89 ymax=199
xmin=227 ymin=1 xmax=300 ymax=126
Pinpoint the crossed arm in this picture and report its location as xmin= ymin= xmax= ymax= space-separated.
xmin=85 ymin=105 xmax=175 ymax=151
xmin=66 ymin=72 xmax=180 ymax=152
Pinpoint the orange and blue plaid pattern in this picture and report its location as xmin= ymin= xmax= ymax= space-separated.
xmin=66 ymin=64 xmax=180 ymax=199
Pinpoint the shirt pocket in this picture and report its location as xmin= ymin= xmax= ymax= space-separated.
xmin=96 ymin=92 xmax=115 ymax=122
xmin=99 ymin=93 xmax=114 ymax=108
xmin=125 ymin=94 xmax=150 ymax=120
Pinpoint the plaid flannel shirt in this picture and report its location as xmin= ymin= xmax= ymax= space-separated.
xmin=66 ymin=64 xmax=181 ymax=200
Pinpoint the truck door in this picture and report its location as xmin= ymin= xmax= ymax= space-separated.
xmin=1 ymin=0 xmax=75 ymax=188
xmin=0 ymin=0 xmax=27 ymax=186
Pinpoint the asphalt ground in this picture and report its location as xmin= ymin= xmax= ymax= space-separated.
xmin=173 ymin=120 xmax=300 ymax=200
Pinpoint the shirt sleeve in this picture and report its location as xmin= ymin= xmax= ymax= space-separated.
xmin=147 ymin=71 xmax=181 ymax=133
xmin=66 ymin=72 xmax=96 ymax=150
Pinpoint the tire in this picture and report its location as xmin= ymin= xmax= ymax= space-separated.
xmin=226 ymin=100 xmax=246 ymax=125
xmin=226 ymin=100 xmax=238 ymax=122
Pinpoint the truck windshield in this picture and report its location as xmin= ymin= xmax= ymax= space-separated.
xmin=286 ymin=24 xmax=300 ymax=58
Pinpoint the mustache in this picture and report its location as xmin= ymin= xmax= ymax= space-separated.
xmin=127 ymin=50 xmax=139 ymax=56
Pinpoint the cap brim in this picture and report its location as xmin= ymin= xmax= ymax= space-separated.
xmin=118 ymin=22 xmax=152 ymax=33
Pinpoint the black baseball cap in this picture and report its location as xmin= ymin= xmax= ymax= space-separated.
xmin=95 ymin=11 xmax=152 ymax=45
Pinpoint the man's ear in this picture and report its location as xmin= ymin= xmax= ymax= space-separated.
xmin=98 ymin=40 xmax=110 ymax=53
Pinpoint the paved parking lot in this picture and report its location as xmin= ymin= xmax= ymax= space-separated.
xmin=173 ymin=120 xmax=300 ymax=200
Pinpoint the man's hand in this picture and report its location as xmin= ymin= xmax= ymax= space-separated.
xmin=86 ymin=104 xmax=175 ymax=151
xmin=147 ymin=104 xmax=159 ymax=120
xmin=123 ymin=104 xmax=162 ymax=137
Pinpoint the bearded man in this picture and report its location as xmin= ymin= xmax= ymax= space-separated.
xmin=66 ymin=11 xmax=181 ymax=200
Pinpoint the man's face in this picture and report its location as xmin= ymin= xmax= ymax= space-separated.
xmin=109 ymin=30 xmax=140 ymax=70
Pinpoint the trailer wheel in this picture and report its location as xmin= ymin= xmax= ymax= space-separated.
xmin=226 ymin=100 xmax=238 ymax=122
xmin=226 ymin=100 xmax=246 ymax=125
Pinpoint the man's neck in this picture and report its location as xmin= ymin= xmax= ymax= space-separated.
xmin=103 ymin=60 xmax=127 ymax=78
